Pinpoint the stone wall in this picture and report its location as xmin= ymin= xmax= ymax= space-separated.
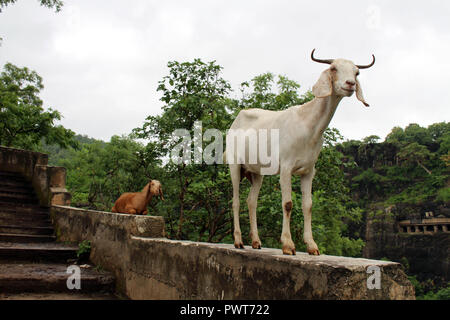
xmin=51 ymin=205 xmax=415 ymax=300
xmin=50 ymin=205 xmax=165 ymax=293
xmin=0 ymin=146 xmax=71 ymax=206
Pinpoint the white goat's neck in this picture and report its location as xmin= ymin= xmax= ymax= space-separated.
xmin=301 ymin=94 xmax=342 ymax=141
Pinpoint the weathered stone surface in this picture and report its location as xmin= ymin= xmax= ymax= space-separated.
xmin=0 ymin=262 xmax=115 ymax=294
xmin=50 ymin=205 xmax=165 ymax=292
xmin=51 ymin=206 xmax=415 ymax=300
xmin=0 ymin=146 xmax=48 ymax=177
xmin=126 ymin=238 xmax=415 ymax=300
xmin=51 ymin=205 xmax=166 ymax=240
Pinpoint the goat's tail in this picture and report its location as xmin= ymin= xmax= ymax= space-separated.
xmin=240 ymin=166 xmax=253 ymax=184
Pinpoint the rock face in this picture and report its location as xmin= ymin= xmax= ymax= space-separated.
xmin=52 ymin=205 xmax=415 ymax=300
xmin=364 ymin=210 xmax=450 ymax=284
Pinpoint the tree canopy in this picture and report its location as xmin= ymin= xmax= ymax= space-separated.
xmin=0 ymin=63 xmax=77 ymax=150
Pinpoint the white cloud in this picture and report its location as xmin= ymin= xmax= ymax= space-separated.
xmin=0 ymin=0 xmax=448 ymax=142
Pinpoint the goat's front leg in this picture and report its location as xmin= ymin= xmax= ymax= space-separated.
xmin=247 ymin=173 xmax=263 ymax=249
xmin=230 ymin=164 xmax=244 ymax=249
xmin=301 ymin=170 xmax=320 ymax=255
xmin=280 ymin=169 xmax=295 ymax=255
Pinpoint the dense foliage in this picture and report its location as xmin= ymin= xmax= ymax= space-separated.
xmin=0 ymin=63 xmax=76 ymax=150
xmin=337 ymin=122 xmax=449 ymax=209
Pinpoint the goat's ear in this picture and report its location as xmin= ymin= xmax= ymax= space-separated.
xmin=312 ymin=69 xmax=332 ymax=98
xmin=356 ymin=79 xmax=370 ymax=107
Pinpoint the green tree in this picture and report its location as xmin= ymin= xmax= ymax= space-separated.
xmin=134 ymin=59 xmax=233 ymax=240
xmin=385 ymin=126 xmax=405 ymax=146
xmin=238 ymin=72 xmax=313 ymax=112
xmin=397 ymin=142 xmax=433 ymax=175
xmin=0 ymin=63 xmax=76 ymax=150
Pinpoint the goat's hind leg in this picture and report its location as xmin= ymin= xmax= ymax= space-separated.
xmin=125 ymin=205 xmax=137 ymax=215
xmin=230 ymin=164 xmax=244 ymax=249
xmin=247 ymin=173 xmax=263 ymax=249
xmin=301 ymin=169 xmax=320 ymax=255
xmin=280 ymin=169 xmax=296 ymax=255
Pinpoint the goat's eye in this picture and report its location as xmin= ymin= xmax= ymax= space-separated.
xmin=356 ymin=71 xmax=360 ymax=76
xmin=330 ymin=66 xmax=337 ymax=71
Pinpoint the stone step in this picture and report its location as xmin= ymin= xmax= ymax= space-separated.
xmin=0 ymin=193 xmax=37 ymax=204
xmin=0 ymin=171 xmax=27 ymax=182
xmin=0 ymin=217 xmax=52 ymax=228
xmin=0 ymin=201 xmax=47 ymax=211
xmin=0 ymin=263 xmax=115 ymax=294
xmin=0 ymin=171 xmax=24 ymax=176
xmin=0 ymin=180 xmax=33 ymax=189
xmin=0 ymin=211 xmax=51 ymax=226
xmin=0 ymin=292 xmax=118 ymax=300
xmin=0 ymin=185 xmax=34 ymax=195
xmin=0 ymin=233 xmax=56 ymax=244
xmin=0 ymin=181 xmax=30 ymax=189
xmin=0 ymin=206 xmax=50 ymax=216
xmin=0 ymin=242 xmax=77 ymax=262
xmin=0 ymin=225 xmax=54 ymax=236
xmin=0 ymin=220 xmax=53 ymax=229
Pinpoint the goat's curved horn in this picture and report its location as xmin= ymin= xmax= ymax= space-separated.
xmin=356 ymin=54 xmax=376 ymax=69
xmin=311 ymin=49 xmax=333 ymax=65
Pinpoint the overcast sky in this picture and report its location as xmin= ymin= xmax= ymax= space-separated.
xmin=1 ymin=0 xmax=449 ymax=142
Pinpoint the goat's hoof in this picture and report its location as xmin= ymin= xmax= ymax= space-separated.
xmin=307 ymin=248 xmax=320 ymax=256
xmin=252 ymin=241 xmax=261 ymax=249
xmin=282 ymin=245 xmax=296 ymax=255
xmin=234 ymin=242 xmax=244 ymax=249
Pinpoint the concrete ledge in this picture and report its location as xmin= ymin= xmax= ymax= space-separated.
xmin=50 ymin=205 xmax=166 ymax=293
xmin=126 ymin=237 xmax=415 ymax=300
xmin=51 ymin=205 xmax=166 ymax=240
xmin=51 ymin=205 xmax=414 ymax=300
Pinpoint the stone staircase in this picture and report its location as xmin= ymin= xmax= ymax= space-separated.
xmin=0 ymin=171 xmax=117 ymax=300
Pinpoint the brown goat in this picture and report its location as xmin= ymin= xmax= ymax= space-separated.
xmin=111 ymin=180 xmax=164 ymax=215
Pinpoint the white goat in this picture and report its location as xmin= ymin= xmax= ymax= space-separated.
xmin=227 ymin=49 xmax=375 ymax=255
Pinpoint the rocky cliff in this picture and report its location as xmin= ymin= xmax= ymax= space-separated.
xmin=363 ymin=207 xmax=449 ymax=285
